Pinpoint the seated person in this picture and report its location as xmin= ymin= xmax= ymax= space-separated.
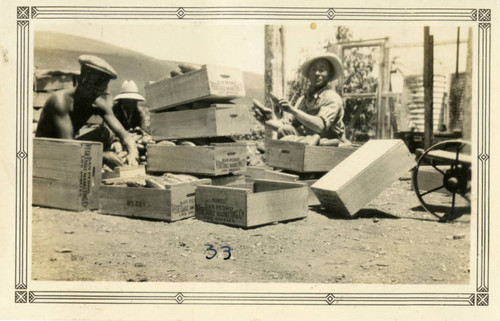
xmin=35 ymin=55 xmax=138 ymax=168
xmin=253 ymin=52 xmax=348 ymax=144
xmin=112 ymin=80 xmax=146 ymax=130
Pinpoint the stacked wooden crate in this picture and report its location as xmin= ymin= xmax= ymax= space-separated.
xmin=100 ymin=65 xmax=253 ymax=222
xmin=32 ymin=70 xmax=79 ymax=135
xmin=145 ymin=65 xmax=250 ymax=178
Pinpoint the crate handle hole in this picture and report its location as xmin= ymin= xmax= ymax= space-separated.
xmin=227 ymin=152 xmax=236 ymax=156
xmin=220 ymin=74 xmax=230 ymax=78
xmin=186 ymin=193 xmax=195 ymax=197
xmin=229 ymin=114 xmax=238 ymax=118
xmin=280 ymin=149 xmax=290 ymax=154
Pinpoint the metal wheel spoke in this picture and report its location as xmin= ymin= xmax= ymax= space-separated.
xmin=450 ymin=192 xmax=457 ymax=217
xmin=452 ymin=143 xmax=464 ymax=170
xmin=420 ymin=185 xmax=445 ymax=197
xmin=431 ymin=164 xmax=446 ymax=176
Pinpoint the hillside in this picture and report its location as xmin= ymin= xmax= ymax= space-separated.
xmin=34 ymin=31 xmax=264 ymax=106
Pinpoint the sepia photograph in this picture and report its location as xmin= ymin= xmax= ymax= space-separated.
xmin=31 ymin=22 xmax=472 ymax=284
xmin=1 ymin=1 xmax=498 ymax=320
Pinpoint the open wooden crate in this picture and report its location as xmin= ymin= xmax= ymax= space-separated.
xmin=195 ymin=179 xmax=308 ymax=228
xmin=99 ymin=178 xmax=211 ymax=222
xmin=267 ymin=140 xmax=359 ymax=173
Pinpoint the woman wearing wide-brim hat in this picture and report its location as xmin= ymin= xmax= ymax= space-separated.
xmin=112 ymin=80 xmax=146 ymax=130
xmin=252 ymin=51 xmax=348 ymax=145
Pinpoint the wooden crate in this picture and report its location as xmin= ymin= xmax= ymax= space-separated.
xmin=267 ymin=140 xmax=359 ymax=173
xmin=33 ymin=138 xmax=103 ymax=211
xmin=33 ymin=92 xmax=53 ymax=108
xmin=311 ymin=139 xmax=416 ymax=217
xmin=145 ymin=65 xmax=246 ymax=112
xmin=195 ymin=179 xmax=308 ymax=228
xmin=99 ymin=178 xmax=211 ymax=221
xmin=150 ymin=105 xmax=251 ymax=140
xmin=245 ymin=166 xmax=298 ymax=182
xmin=147 ymin=143 xmax=247 ymax=176
xmin=34 ymin=73 xmax=76 ymax=92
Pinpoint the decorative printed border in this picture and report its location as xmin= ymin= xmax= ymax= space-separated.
xmin=28 ymin=6 xmax=477 ymax=21
xmin=27 ymin=291 xmax=475 ymax=306
xmin=16 ymin=6 xmax=491 ymax=306
xmin=15 ymin=17 xmax=29 ymax=292
xmin=476 ymin=22 xmax=490 ymax=296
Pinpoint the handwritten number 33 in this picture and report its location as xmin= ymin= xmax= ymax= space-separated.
xmin=205 ymin=244 xmax=231 ymax=260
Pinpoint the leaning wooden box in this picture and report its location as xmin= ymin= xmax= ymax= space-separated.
xmin=195 ymin=179 xmax=308 ymax=228
xmin=99 ymin=178 xmax=211 ymax=222
xmin=267 ymin=140 xmax=359 ymax=173
xmin=33 ymin=138 xmax=102 ymax=211
xmin=147 ymin=143 xmax=247 ymax=176
xmin=311 ymin=139 xmax=416 ymax=217
xmin=145 ymin=65 xmax=246 ymax=112
xmin=150 ymin=105 xmax=251 ymax=140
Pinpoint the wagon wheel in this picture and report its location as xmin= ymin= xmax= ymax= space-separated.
xmin=412 ymin=140 xmax=471 ymax=222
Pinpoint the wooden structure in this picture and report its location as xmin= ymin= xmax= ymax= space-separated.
xmin=147 ymin=143 xmax=247 ymax=176
xmin=145 ymin=65 xmax=245 ymax=112
xmin=311 ymin=140 xmax=415 ymax=217
xmin=100 ymin=178 xmax=211 ymax=222
xmin=412 ymin=140 xmax=471 ymax=221
xmin=150 ymin=105 xmax=251 ymax=140
xmin=267 ymin=139 xmax=359 ymax=173
xmin=33 ymin=138 xmax=102 ymax=211
xmin=264 ymin=25 xmax=285 ymax=141
xmin=339 ymin=38 xmax=391 ymax=140
xmin=195 ymin=179 xmax=308 ymax=228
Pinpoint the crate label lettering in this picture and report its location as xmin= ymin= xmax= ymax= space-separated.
xmin=215 ymin=158 xmax=246 ymax=171
xmin=209 ymin=80 xmax=244 ymax=96
xmin=78 ymin=145 xmax=93 ymax=208
xmin=172 ymin=198 xmax=195 ymax=217
xmin=196 ymin=203 xmax=244 ymax=223
xmin=126 ymin=200 xmax=146 ymax=208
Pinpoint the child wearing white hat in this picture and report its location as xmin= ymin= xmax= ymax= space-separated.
xmin=112 ymin=80 xmax=146 ymax=130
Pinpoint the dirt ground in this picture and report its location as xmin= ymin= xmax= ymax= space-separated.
xmin=32 ymin=174 xmax=471 ymax=284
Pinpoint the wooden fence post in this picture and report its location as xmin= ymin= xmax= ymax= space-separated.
xmin=423 ymin=27 xmax=434 ymax=149
xmin=264 ymin=25 xmax=285 ymax=144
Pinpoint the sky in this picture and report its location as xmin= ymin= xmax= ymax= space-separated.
xmin=35 ymin=21 xmax=470 ymax=84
